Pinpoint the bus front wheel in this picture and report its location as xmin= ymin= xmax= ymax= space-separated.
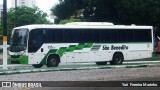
xmin=110 ymin=53 xmax=124 ymax=65
xmin=32 ymin=64 xmax=43 ymax=68
xmin=46 ymin=55 xmax=59 ymax=67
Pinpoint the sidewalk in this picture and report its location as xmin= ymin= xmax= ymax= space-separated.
xmin=0 ymin=53 xmax=2 ymax=64
xmin=0 ymin=60 xmax=160 ymax=75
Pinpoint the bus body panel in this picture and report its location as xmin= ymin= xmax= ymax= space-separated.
xmin=8 ymin=24 xmax=156 ymax=66
xmin=23 ymin=43 xmax=153 ymax=64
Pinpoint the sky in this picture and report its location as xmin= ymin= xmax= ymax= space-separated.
xmin=0 ymin=0 xmax=59 ymax=16
xmin=36 ymin=0 xmax=59 ymax=15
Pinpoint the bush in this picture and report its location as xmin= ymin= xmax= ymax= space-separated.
xmin=60 ymin=18 xmax=81 ymax=24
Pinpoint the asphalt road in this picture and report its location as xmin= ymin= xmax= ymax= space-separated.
xmin=1 ymin=66 xmax=160 ymax=90
xmin=1 ymin=54 xmax=160 ymax=90
xmin=1 ymin=66 xmax=160 ymax=81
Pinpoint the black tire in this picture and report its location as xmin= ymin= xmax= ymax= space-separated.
xmin=32 ymin=64 xmax=43 ymax=68
xmin=96 ymin=62 xmax=107 ymax=65
xmin=110 ymin=53 xmax=124 ymax=65
xmin=46 ymin=55 xmax=59 ymax=67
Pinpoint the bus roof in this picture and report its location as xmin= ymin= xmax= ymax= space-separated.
xmin=66 ymin=22 xmax=114 ymax=26
xmin=14 ymin=23 xmax=153 ymax=31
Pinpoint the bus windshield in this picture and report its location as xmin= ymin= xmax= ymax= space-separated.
xmin=10 ymin=29 xmax=28 ymax=52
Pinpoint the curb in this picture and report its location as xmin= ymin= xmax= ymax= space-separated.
xmin=0 ymin=63 xmax=160 ymax=75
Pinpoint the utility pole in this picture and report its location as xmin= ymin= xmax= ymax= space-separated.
xmin=3 ymin=0 xmax=8 ymax=69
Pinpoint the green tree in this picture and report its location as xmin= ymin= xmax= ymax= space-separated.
xmin=51 ymin=0 xmax=87 ymax=23
xmin=7 ymin=6 xmax=51 ymax=34
xmin=51 ymin=0 xmax=160 ymax=27
xmin=60 ymin=18 xmax=81 ymax=24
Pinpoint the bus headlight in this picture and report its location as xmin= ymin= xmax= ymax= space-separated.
xmin=9 ymin=51 xmax=26 ymax=56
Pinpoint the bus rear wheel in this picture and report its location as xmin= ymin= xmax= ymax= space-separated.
xmin=96 ymin=62 xmax=107 ymax=65
xmin=32 ymin=64 xmax=43 ymax=68
xmin=46 ymin=55 xmax=59 ymax=67
xmin=110 ymin=53 xmax=124 ymax=65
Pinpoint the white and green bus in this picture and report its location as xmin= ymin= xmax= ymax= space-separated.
xmin=8 ymin=22 xmax=156 ymax=68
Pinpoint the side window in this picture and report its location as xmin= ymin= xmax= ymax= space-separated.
xmin=64 ymin=29 xmax=73 ymax=43
xmin=117 ymin=29 xmax=134 ymax=42
xmin=146 ymin=29 xmax=152 ymax=42
xmin=82 ymin=29 xmax=99 ymax=42
xmin=117 ymin=29 xmax=125 ymax=42
xmin=54 ymin=29 xmax=64 ymax=43
xmin=83 ymin=30 xmax=91 ymax=42
xmin=73 ymin=29 xmax=83 ymax=42
xmin=92 ymin=29 xmax=100 ymax=42
xmin=45 ymin=30 xmax=55 ymax=43
xmin=45 ymin=29 xmax=64 ymax=43
xmin=45 ymin=30 xmax=53 ymax=43
xmin=64 ymin=29 xmax=83 ymax=43
xmin=124 ymin=29 xmax=134 ymax=42
xmin=100 ymin=29 xmax=117 ymax=42
xmin=133 ymin=29 xmax=151 ymax=42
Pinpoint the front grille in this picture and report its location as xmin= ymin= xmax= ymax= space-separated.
xmin=11 ymin=61 xmax=20 ymax=64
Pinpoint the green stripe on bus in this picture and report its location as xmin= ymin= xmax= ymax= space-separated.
xmin=40 ymin=49 xmax=58 ymax=64
xmin=66 ymin=45 xmax=77 ymax=52
xmin=75 ymin=43 xmax=85 ymax=50
xmin=40 ymin=43 xmax=94 ymax=64
xmin=96 ymin=42 xmax=152 ymax=44
xmin=85 ymin=43 xmax=93 ymax=48
xmin=57 ymin=47 xmax=68 ymax=56
xmin=56 ymin=43 xmax=93 ymax=56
